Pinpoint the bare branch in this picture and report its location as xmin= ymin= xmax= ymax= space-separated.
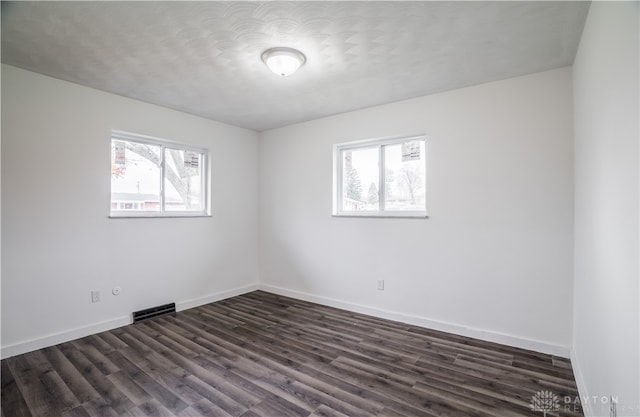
xmin=125 ymin=142 xmax=191 ymax=208
xmin=126 ymin=142 xmax=160 ymax=167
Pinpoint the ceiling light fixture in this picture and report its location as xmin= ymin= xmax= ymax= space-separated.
xmin=261 ymin=47 xmax=306 ymax=77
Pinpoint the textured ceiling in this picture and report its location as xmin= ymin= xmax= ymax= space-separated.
xmin=1 ymin=1 xmax=589 ymax=131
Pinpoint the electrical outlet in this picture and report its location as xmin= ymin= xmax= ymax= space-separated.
xmin=91 ymin=290 xmax=101 ymax=303
xmin=112 ymin=286 xmax=122 ymax=296
xmin=377 ymin=280 xmax=384 ymax=291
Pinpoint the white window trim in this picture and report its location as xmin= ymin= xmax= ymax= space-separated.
xmin=109 ymin=130 xmax=211 ymax=218
xmin=333 ymin=134 xmax=428 ymax=218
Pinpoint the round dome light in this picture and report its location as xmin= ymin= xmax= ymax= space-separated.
xmin=261 ymin=47 xmax=306 ymax=77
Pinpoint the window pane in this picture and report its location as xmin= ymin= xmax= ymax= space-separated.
xmin=383 ymin=140 xmax=426 ymax=211
xmin=342 ymin=147 xmax=379 ymax=212
xmin=111 ymin=140 xmax=161 ymax=212
xmin=164 ymin=148 xmax=204 ymax=212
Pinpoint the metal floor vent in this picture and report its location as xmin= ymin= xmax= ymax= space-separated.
xmin=133 ymin=302 xmax=176 ymax=323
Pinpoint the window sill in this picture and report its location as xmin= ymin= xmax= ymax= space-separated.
xmin=109 ymin=212 xmax=211 ymax=219
xmin=332 ymin=212 xmax=428 ymax=219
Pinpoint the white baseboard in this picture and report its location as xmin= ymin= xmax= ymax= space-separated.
xmin=259 ymin=284 xmax=571 ymax=358
xmin=176 ymin=283 xmax=259 ymax=312
xmin=1 ymin=283 xmax=259 ymax=359
xmin=571 ymin=348 xmax=594 ymax=417
xmin=0 ymin=315 xmax=130 ymax=360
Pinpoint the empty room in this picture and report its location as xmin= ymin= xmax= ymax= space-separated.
xmin=1 ymin=1 xmax=638 ymax=417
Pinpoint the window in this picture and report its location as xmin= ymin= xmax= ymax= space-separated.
xmin=110 ymin=131 xmax=209 ymax=217
xmin=333 ymin=135 xmax=427 ymax=217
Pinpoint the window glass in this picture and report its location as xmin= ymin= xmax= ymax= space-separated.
xmin=111 ymin=140 xmax=161 ymax=213
xmin=341 ymin=147 xmax=379 ymax=212
xmin=164 ymin=148 xmax=204 ymax=212
xmin=383 ymin=140 xmax=426 ymax=211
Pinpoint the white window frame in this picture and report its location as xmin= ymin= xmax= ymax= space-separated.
xmin=109 ymin=130 xmax=210 ymax=218
xmin=333 ymin=134 xmax=428 ymax=218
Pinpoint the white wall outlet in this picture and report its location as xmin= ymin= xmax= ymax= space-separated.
xmin=112 ymin=286 xmax=122 ymax=296
xmin=91 ymin=290 xmax=101 ymax=303
xmin=377 ymin=280 xmax=384 ymax=291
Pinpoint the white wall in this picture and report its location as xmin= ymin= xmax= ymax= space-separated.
xmin=1 ymin=65 xmax=260 ymax=358
xmin=572 ymin=2 xmax=639 ymax=416
xmin=259 ymin=68 xmax=575 ymax=355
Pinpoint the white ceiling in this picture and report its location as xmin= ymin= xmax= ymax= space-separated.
xmin=1 ymin=1 xmax=589 ymax=131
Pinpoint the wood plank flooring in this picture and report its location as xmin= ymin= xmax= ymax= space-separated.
xmin=1 ymin=291 xmax=583 ymax=417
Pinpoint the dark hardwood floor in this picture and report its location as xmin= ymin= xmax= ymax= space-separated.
xmin=1 ymin=291 xmax=583 ymax=417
